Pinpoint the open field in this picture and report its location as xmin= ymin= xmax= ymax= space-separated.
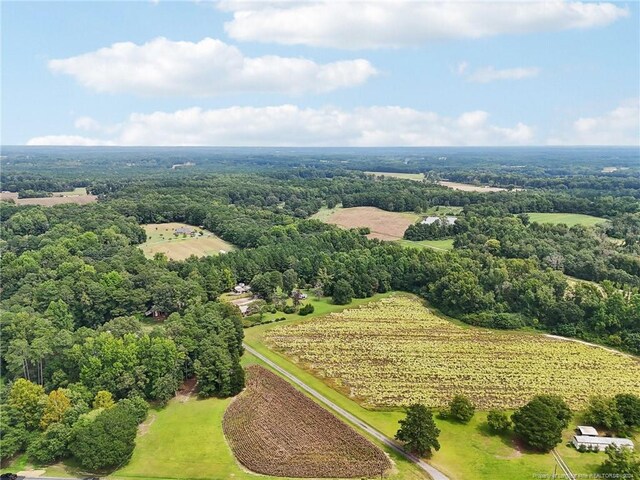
xmin=365 ymin=171 xmax=425 ymax=181
xmin=312 ymin=206 xmax=420 ymax=240
xmin=140 ymin=222 xmax=234 ymax=260
xmin=397 ymin=238 xmax=454 ymax=251
xmin=224 ymin=365 xmax=391 ymax=478
xmin=0 ymin=187 xmax=97 ymax=206
xmin=265 ymin=295 xmax=640 ymax=409
xmin=438 ymin=181 xmax=512 ymax=192
xmin=526 ymin=212 xmax=607 ymax=227
xmin=243 ymin=294 xmax=623 ymax=480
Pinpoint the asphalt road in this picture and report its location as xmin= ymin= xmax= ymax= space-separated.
xmin=244 ymin=343 xmax=449 ymax=480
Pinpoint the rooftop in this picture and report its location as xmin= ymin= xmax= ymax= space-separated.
xmin=573 ymin=435 xmax=634 ymax=446
xmin=577 ymin=426 xmax=599 ymax=436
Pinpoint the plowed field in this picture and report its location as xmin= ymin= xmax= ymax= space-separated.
xmin=223 ymin=365 xmax=391 ymax=478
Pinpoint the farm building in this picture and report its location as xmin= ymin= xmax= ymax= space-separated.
xmin=145 ymin=306 xmax=168 ymax=321
xmin=420 ymin=216 xmax=457 ymax=225
xmin=576 ymin=426 xmax=598 ymax=436
xmin=572 ymin=435 xmax=634 ymax=452
xmin=174 ymin=226 xmax=196 ymax=235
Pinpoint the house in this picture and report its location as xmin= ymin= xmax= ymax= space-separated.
xmin=420 ymin=216 xmax=458 ymax=226
xmin=572 ymin=435 xmax=634 ymax=452
xmin=174 ymin=226 xmax=195 ymax=236
xmin=576 ymin=426 xmax=599 ymax=436
xmin=234 ymin=282 xmax=251 ymax=294
xmin=145 ymin=306 xmax=167 ymax=321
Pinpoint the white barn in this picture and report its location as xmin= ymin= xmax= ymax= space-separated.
xmin=576 ymin=426 xmax=598 ymax=436
xmin=572 ymin=435 xmax=634 ymax=452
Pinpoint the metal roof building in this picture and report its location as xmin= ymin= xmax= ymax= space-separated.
xmin=572 ymin=435 xmax=634 ymax=452
xmin=576 ymin=426 xmax=598 ymax=436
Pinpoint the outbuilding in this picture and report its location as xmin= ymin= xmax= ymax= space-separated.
xmin=572 ymin=435 xmax=634 ymax=452
xmin=576 ymin=426 xmax=599 ymax=436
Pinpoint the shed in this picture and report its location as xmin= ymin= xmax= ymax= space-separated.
xmin=421 ymin=216 xmax=441 ymax=225
xmin=576 ymin=426 xmax=598 ymax=436
xmin=572 ymin=435 xmax=634 ymax=452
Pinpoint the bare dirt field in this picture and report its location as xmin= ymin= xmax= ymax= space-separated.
xmin=314 ymin=206 xmax=419 ymax=240
xmin=223 ymin=365 xmax=391 ymax=478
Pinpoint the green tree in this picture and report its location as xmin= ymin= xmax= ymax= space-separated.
xmin=27 ymin=422 xmax=72 ymax=464
xmin=282 ymin=268 xmax=298 ymax=294
xmin=8 ymin=378 xmax=45 ymax=430
xmin=511 ymin=395 xmax=570 ymax=452
xmin=69 ymin=404 xmax=138 ymax=471
xmin=93 ymin=390 xmax=115 ymax=410
xmin=584 ymin=395 xmax=625 ymax=432
xmin=332 ymin=279 xmax=354 ymax=305
xmin=448 ymin=395 xmax=475 ymax=423
xmin=395 ymin=404 xmax=441 ymax=456
xmin=0 ymin=404 xmax=28 ymax=462
xmin=615 ymin=393 xmax=640 ymax=429
xmin=600 ymin=446 xmax=640 ymax=479
xmin=40 ymin=388 xmax=71 ymax=429
xmin=487 ymin=410 xmax=512 ymax=434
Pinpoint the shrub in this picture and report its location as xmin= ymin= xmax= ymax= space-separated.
xmin=283 ymin=305 xmax=297 ymax=314
xmin=487 ymin=410 xmax=511 ymax=434
xmin=299 ymin=303 xmax=315 ymax=316
xmin=448 ymin=395 xmax=475 ymax=423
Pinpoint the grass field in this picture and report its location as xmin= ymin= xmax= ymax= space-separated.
xmin=140 ymin=223 xmax=235 ymax=260
xmin=243 ymin=293 xmax=637 ymax=480
xmin=397 ymin=238 xmax=454 ymax=251
xmin=265 ymin=295 xmax=640 ymax=409
xmin=311 ymin=206 xmax=420 ymax=241
xmin=0 ymin=187 xmax=97 ymax=206
xmin=526 ymin=212 xmax=607 ymax=227
xmin=365 ymin=171 xmax=425 ymax=181
xmin=438 ymin=181 xmax=511 ymax=192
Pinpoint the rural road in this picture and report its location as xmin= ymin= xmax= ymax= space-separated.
xmin=243 ymin=343 xmax=449 ymax=480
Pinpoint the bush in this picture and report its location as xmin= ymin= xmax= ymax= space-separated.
xmin=448 ymin=395 xmax=475 ymax=423
xmin=27 ymin=422 xmax=72 ymax=464
xmin=487 ymin=410 xmax=511 ymax=434
xmin=299 ymin=303 xmax=315 ymax=316
xmin=283 ymin=305 xmax=297 ymax=314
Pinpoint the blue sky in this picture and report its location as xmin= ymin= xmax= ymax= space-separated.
xmin=2 ymin=1 xmax=639 ymax=146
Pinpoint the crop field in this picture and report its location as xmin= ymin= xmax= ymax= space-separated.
xmin=312 ymin=206 xmax=420 ymax=240
xmin=0 ymin=187 xmax=97 ymax=206
xmin=438 ymin=180 xmax=513 ymax=192
xmin=526 ymin=212 xmax=607 ymax=227
xmin=140 ymin=223 xmax=234 ymax=260
xmin=265 ymin=295 xmax=640 ymax=409
xmin=224 ymin=365 xmax=391 ymax=478
xmin=397 ymin=238 xmax=454 ymax=251
xmin=365 ymin=171 xmax=425 ymax=181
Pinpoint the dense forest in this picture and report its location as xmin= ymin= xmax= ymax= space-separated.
xmin=1 ymin=147 xmax=639 ymax=468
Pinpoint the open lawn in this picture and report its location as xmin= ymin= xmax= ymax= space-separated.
xmin=365 ymin=171 xmax=425 ymax=181
xmin=265 ymin=295 xmax=640 ymax=409
xmin=526 ymin=212 xmax=607 ymax=227
xmin=140 ymin=223 xmax=235 ymax=261
xmin=312 ymin=206 xmax=419 ymax=241
xmin=397 ymin=238 xmax=454 ymax=251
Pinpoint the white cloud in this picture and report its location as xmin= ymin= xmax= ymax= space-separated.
xmin=548 ymin=98 xmax=640 ymax=146
xmin=465 ymin=66 xmax=540 ymax=83
xmin=48 ymin=37 xmax=377 ymax=95
xmin=26 ymin=104 xmax=534 ymax=147
xmin=220 ymin=1 xmax=628 ymax=49
xmin=74 ymin=116 xmax=102 ymax=131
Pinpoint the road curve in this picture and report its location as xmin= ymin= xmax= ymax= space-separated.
xmin=243 ymin=343 xmax=449 ymax=480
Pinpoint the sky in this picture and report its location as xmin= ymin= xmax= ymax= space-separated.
xmin=2 ymin=0 xmax=639 ymax=147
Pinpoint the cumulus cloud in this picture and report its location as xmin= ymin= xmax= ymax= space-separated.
xmin=48 ymin=37 xmax=377 ymax=95
xmin=465 ymin=66 xmax=540 ymax=83
xmin=220 ymin=1 xmax=628 ymax=49
xmin=26 ymin=104 xmax=534 ymax=147
xmin=548 ymin=98 xmax=640 ymax=146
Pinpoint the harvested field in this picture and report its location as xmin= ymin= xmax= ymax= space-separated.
xmin=0 ymin=188 xmax=97 ymax=206
xmin=266 ymin=295 xmax=640 ymax=409
xmin=438 ymin=181 xmax=513 ymax=192
xmin=223 ymin=365 xmax=391 ymax=478
xmin=140 ymin=223 xmax=234 ymax=260
xmin=526 ymin=212 xmax=606 ymax=227
xmin=365 ymin=171 xmax=425 ymax=181
xmin=312 ymin=206 xmax=419 ymax=241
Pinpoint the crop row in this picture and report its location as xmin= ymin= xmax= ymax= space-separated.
xmin=265 ymin=295 xmax=640 ymax=409
xmin=222 ymin=365 xmax=391 ymax=478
